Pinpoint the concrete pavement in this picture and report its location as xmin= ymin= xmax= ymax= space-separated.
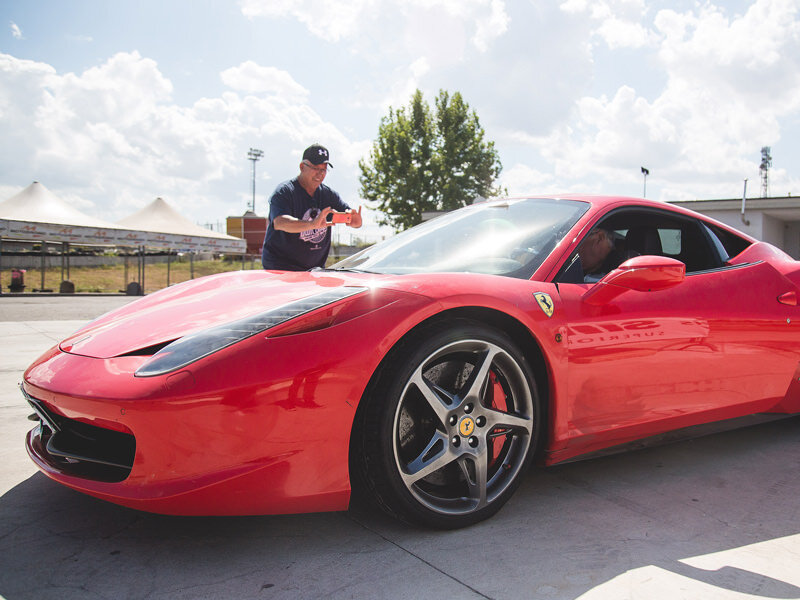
xmin=1 ymin=296 xmax=799 ymax=600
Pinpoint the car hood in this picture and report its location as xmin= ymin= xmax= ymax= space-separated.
xmin=59 ymin=270 xmax=385 ymax=359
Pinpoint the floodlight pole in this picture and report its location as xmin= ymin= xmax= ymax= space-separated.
xmin=247 ymin=148 xmax=264 ymax=212
xmin=641 ymin=166 xmax=649 ymax=198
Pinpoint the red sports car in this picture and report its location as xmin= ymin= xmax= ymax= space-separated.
xmin=22 ymin=195 xmax=800 ymax=528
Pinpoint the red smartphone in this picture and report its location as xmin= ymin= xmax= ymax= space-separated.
xmin=329 ymin=212 xmax=352 ymax=224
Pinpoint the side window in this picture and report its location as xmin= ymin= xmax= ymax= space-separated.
xmin=704 ymin=223 xmax=752 ymax=259
xmin=614 ymin=226 xmax=683 ymax=259
xmin=554 ymin=207 xmax=730 ymax=284
xmin=658 ymin=229 xmax=682 ymax=256
xmin=702 ymin=224 xmax=730 ymax=263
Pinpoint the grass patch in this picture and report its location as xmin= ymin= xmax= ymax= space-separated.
xmin=1 ymin=257 xmax=263 ymax=295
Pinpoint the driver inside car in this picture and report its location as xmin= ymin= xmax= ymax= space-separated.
xmin=559 ymin=228 xmax=620 ymax=283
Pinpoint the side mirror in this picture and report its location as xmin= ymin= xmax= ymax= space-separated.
xmin=583 ymin=255 xmax=686 ymax=305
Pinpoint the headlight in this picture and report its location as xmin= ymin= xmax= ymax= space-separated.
xmin=135 ymin=287 xmax=367 ymax=377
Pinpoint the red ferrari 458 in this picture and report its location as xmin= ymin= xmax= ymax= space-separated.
xmin=22 ymin=195 xmax=800 ymax=528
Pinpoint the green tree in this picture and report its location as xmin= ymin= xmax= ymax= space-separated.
xmin=359 ymin=89 xmax=503 ymax=231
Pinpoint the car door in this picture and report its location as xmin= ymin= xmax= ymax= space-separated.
xmin=552 ymin=208 xmax=798 ymax=451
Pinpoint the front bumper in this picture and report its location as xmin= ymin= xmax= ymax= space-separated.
xmin=24 ymin=385 xmax=135 ymax=482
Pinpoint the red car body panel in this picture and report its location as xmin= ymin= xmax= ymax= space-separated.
xmin=25 ymin=279 xmax=441 ymax=515
xmin=22 ymin=195 xmax=800 ymax=516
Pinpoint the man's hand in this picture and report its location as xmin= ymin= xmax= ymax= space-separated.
xmin=311 ymin=206 xmax=333 ymax=229
xmin=346 ymin=206 xmax=363 ymax=229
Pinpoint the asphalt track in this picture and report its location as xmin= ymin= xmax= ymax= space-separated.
xmin=1 ymin=295 xmax=799 ymax=600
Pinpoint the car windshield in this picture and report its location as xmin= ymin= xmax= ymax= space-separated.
xmin=332 ymin=197 xmax=590 ymax=278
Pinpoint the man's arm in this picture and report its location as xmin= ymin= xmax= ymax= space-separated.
xmin=273 ymin=207 xmax=332 ymax=233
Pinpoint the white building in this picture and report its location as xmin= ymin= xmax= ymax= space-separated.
xmin=670 ymin=195 xmax=800 ymax=259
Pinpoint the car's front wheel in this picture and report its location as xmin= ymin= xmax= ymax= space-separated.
xmin=358 ymin=318 xmax=542 ymax=529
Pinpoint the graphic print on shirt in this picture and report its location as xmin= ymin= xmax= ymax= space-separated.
xmin=299 ymin=208 xmax=327 ymax=247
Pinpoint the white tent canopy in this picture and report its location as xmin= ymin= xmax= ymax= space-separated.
xmin=0 ymin=181 xmax=121 ymax=229
xmin=0 ymin=182 xmax=244 ymax=253
xmin=116 ymin=197 xmax=242 ymax=251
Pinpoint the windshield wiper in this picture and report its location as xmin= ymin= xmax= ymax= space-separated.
xmin=315 ymin=267 xmax=375 ymax=274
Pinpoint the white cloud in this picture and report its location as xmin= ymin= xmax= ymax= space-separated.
xmin=234 ymin=0 xmax=800 ymax=204
xmin=235 ymin=0 xmax=534 ymax=147
xmin=0 ymin=51 xmax=363 ymax=224
xmin=241 ymin=0 xmax=510 ymax=55
xmin=595 ymin=17 xmax=653 ymax=48
xmin=496 ymin=0 xmax=800 ymax=201
xmin=402 ymin=4 xmax=469 ymax=68
xmin=240 ymin=0 xmax=376 ymax=42
xmin=0 ymin=54 xmax=57 ymax=172
xmin=220 ymin=61 xmax=309 ymax=99
xmin=10 ymin=22 xmax=23 ymax=39
xmin=409 ymin=57 xmax=430 ymax=79
xmin=656 ymin=1 xmax=800 ymax=77
xmin=473 ymin=0 xmax=510 ymax=52
xmin=560 ymin=0 xmax=653 ymax=48
xmin=650 ymin=0 xmax=800 ymax=166
xmin=366 ymin=57 xmax=431 ymax=113
xmin=501 ymin=164 xmax=557 ymax=195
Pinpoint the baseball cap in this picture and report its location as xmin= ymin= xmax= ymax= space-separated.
xmin=302 ymin=143 xmax=333 ymax=167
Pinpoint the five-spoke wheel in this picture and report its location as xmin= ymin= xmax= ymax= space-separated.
xmin=358 ymin=319 xmax=541 ymax=528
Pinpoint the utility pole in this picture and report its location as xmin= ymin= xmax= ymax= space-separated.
xmin=247 ymin=148 xmax=264 ymax=212
xmin=741 ymin=179 xmax=750 ymax=226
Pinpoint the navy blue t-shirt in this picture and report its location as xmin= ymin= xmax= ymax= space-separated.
xmin=261 ymin=178 xmax=350 ymax=271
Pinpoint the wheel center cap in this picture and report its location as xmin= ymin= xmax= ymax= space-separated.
xmin=459 ymin=416 xmax=475 ymax=437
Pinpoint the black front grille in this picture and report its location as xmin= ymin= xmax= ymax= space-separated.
xmin=24 ymin=389 xmax=136 ymax=483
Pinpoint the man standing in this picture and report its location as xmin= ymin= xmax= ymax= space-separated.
xmin=261 ymin=143 xmax=362 ymax=271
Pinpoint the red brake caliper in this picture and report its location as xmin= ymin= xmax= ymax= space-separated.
xmin=488 ymin=370 xmax=508 ymax=467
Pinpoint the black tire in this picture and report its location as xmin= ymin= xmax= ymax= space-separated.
xmin=357 ymin=318 xmax=542 ymax=529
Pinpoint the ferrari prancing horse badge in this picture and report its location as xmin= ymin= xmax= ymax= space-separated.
xmin=534 ymin=292 xmax=554 ymax=318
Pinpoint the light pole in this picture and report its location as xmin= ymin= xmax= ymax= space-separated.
xmin=247 ymin=148 xmax=264 ymax=212
xmin=641 ymin=166 xmax=649 ymax=197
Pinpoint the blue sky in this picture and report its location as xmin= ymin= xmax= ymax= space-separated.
xmin=2 ymin=0 xmax=799 ymax=242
